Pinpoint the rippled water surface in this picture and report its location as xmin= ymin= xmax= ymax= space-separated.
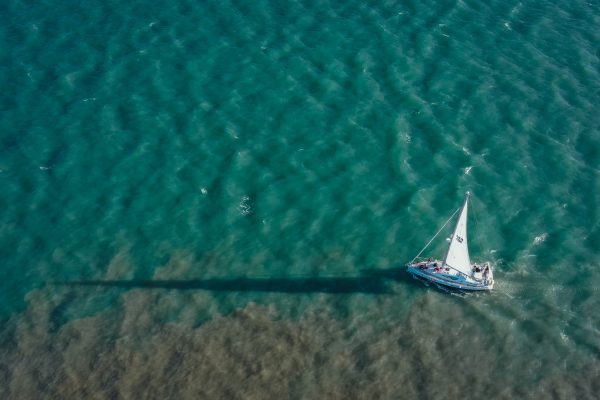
xmin=1 ymin=0 xmax=599 ymax=398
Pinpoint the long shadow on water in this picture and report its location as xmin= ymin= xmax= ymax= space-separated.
xmin=56 ymin=267 xmax=422 ymax=295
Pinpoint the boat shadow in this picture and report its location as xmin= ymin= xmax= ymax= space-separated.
xmin=55 ymin=266 xmax=480 ymax=296
xmin=359 ymin=266 xmax=424 ymax=287
xmin=57 ymin=274 xmax=402 ymax=295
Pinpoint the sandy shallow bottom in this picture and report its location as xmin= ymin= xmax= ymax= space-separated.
xmin=1 ymin=285 xmax=598 ymax=400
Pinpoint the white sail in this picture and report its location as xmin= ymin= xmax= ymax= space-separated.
xmin=444 ymin=194 xmax=472 ymax=276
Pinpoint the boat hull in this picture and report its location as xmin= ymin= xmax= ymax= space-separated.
xmin=406 ymin=264 xmax=493 ymax=291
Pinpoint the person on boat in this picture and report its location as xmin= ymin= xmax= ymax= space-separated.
xmin=433 ymin=262 xmax=441 ymax=272
xmin=483 ymin=265 xmax=490 ymax=281
xmin=473 ymin=264 xmax=482 ymax=273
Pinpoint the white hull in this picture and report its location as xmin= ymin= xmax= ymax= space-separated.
xmin=407 ymin=262 xmax=493 ymax=291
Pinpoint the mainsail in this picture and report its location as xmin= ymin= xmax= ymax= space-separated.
xmin=443 ymin=193 xmax=472 ymax=276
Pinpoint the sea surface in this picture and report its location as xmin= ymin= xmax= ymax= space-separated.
xmin=1 ymin=0 xmax=599 ymax=398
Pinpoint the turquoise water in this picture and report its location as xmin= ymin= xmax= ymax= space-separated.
xmin=1 ymin=0 xmax=599 ymax=398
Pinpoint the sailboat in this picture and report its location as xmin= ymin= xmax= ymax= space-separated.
xmin=406 ymin=192 xmax=494 ymax=291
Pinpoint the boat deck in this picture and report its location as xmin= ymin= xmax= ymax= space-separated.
xmin=406 ymin=261 xmax=493 ymax=291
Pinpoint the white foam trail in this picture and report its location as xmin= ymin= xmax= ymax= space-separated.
xmin=533 ymin=233 xmax=548 ymax=245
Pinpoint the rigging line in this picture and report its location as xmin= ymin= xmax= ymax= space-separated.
xmin=410 ymin=206 xmax=461 ymax=264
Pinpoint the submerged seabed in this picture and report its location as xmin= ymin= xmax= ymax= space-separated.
xmin=1 ymin=0 xmax=599 ymax=398
xmin=1 ymin=281 xmax=599 ymax=399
